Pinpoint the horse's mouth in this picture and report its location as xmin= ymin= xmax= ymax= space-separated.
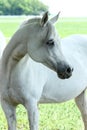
xmin=57 ymin=71 xmax=72 ymax=79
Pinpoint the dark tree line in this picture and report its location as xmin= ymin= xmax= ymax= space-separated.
xmin=0 ymin=0 xmax=48 ymax=15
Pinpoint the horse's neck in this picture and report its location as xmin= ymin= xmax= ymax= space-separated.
xmin=2 ymin=37 xmax=27 ymax=77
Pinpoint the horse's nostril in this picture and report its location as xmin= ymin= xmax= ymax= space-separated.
xmin=66 ymin=67 xmax=73 ymax=74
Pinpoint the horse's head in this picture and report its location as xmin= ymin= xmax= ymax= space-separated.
xmin=25 ymin=12 xmax=73 ymax=79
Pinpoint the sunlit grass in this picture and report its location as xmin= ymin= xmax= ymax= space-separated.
xmin=0 ymin=16 xmax=25 ymax=37
xmin=56 ymin=18 xmax=87 ymax=37
xmin=0 ymin=16 xmax=87 ymax=130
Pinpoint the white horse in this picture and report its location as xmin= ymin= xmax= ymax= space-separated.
xmin=1 ymin=12 xmax=87 ymax=130
xmin=0 ymin=12 xmax=73 ymax=130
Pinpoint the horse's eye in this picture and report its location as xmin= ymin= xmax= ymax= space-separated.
xmin=46 ymin=39 xmax=54 ymax=46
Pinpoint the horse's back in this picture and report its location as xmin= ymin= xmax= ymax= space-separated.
xmin=62 ymin=34 xmax=87 ymax=52
xmin=62 ymin=34 xmax=87 ymax=64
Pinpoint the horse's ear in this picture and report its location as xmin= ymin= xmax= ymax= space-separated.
xmin=40 ymin=12 xmax=48 ymax=27
xmin=50 ymin=12 xmax=60 ymax=24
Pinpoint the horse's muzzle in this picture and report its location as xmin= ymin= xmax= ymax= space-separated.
xmin=57 ymin=64 xmax=73 ymax=79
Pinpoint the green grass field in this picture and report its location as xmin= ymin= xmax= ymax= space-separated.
xmin=0 ymin=16 xmax=87 ymax=130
